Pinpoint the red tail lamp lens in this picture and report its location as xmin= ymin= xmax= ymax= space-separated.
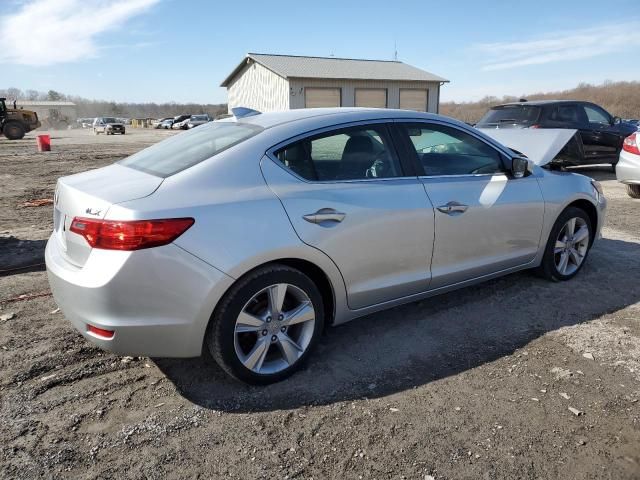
xmin=622 ymin=133 xmax=640 ymax=155
xmin=70 ymin=217 xmax=194 ymax=250
xmin=87 ymin=324 xmax=114 ymax=339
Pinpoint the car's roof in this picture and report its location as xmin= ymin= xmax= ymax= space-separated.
xmin=495 ymin=100 xmax=588 ymax=107
xmin=232 ymin=107 xmax=444 ymax=129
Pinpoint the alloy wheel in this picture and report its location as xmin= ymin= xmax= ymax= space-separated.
xmin=554 ymin=217 xmax=589 ymax=276
xmin=234 ymin=283 xmax=315 ymax=375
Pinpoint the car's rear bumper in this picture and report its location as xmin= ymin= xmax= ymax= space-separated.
xmin=616 ymin=150 xmax=640 ymax=184
xmin=45 ymin=235 xmax=234 ymax=357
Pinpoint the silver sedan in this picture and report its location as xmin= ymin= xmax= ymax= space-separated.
xmin=616 ymin=132 xmax=640 ymax=198
xmin=46 ymin=108 xmax=606 ymax=384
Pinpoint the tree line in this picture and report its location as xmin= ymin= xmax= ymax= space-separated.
xmin=3 ymin=80 xmax=639 ymax=124
xmin=0 ymin=87 xmax=228 ymax=119
xmin=440 ymin=80 xmax=640 ymax=124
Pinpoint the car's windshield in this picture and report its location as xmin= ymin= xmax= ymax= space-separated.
xmin=192 ymin=115 xmax=208 ymax=121
xmin=104 ymin=117 xmax=117 ymax=124
xmin=119 ymin=121 xmax=262 ymax=177
xmin=477 ymin=105 xmax=541 ymax=127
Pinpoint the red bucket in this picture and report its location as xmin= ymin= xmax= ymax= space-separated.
xmin=37 ymin=134 xmax=51 ymax=152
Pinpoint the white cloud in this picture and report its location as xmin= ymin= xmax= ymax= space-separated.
xmin=476 ymin=22 xmax=640 ymax=71
xmin=0 ymin=0 xmax=160 ymax=66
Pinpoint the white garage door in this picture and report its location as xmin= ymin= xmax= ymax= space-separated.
xmin=355 ymin=89 xmax=387 ymax=108
xmin=400 ymin=89 xmax=428 ymax=111
xmin=305 ymin=88 xmax=341 ymax=108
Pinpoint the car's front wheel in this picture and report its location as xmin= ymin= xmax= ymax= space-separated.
xmin=206 ymin=265 xmax=324 ymax=384
xmin=626 ymin=184 xmax=640 ymax=199
xmin=536 ymin=206 xmax=592 ymax=281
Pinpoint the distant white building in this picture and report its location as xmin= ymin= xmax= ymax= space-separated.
xmin=15 ymin=100 xmax=77 ymax=124
xmin=221 ymin=53 xmax=448 ymax=113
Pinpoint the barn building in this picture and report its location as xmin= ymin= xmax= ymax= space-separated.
xmin=221 ymin=53 xmax=448 ymax=113
xmin=15 ymin=100 xmax=77 ymax=125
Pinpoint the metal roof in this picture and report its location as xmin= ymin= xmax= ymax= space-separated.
xmin=15 ymin=100 xmax=76 ymax=106
xmin=221 ymin=53 xmax=448 ymax=86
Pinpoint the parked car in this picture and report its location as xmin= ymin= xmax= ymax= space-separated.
xmin=476 ymin=100 xmax=638 ymax=168
xmin=158 ymin=119 xmax=174 ymax=129
xmin=616 ymin=133 xmax=640 ymax=198
xmin=92 ymin=117 xmax=125 ymax=135
xmin=186 ymin=114 xmax=211 ymax=129
xmin=77 ymin=118 xmax=94 ymax=128
xmin=171 ymin=114 xmax=192 ymax=130
xmin=46 ymin=108 xmax=605 ymax=384
xmin=153 ymin=117 xmax=173 ymax=128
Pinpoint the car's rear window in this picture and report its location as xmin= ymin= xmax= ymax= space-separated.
xmin=119 ymin=122 xmax=262 ymax=177
xmin=476 ymin=105 xmax=541 ymax=127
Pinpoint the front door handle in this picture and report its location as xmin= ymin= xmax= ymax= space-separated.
xmin=437 ymin=201 xmax=468 ymax=215
xmin=303 ymin=208 xmax=346 ymax=224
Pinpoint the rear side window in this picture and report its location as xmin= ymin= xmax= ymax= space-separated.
xmin=548 ymin=105 xmax=581 ymax=123
xmin=403 ymin=123 xmax=504 ymax=176
xmin=275 ymin=125 xmax=402 ymax=181
xmin=120 ymin=122 xmax=262 ymax=177
xmin=477 ymin=105 xmax=541 ymax=127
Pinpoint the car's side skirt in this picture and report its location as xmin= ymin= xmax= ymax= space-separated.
xmin=334 ymin=260 xmax=538 ymax=326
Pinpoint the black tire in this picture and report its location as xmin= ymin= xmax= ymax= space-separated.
xmin=3 ymin=121 xmax=25 ymax=140
xmin=206 ymin=264 xmax=324 ymax=384
xmin=535 ymin=206 xmax=592 ymax=281
xmin=627 ymin=184 xmax=640 ymax=199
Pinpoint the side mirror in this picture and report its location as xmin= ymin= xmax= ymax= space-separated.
xmin=612 ymin=116 xmax=621 ymax=125
xmin=511 ymin=155 xmax=530 ymax=179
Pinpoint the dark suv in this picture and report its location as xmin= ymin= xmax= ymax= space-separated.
xmin=476 ymin=100 xmax=638 ymax=167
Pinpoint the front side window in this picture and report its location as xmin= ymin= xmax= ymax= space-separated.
xmin=583 ymin=105 xmax=611 ymax=125
xmin=275 ymin=125 xmax=402 ymax=181
xmin=403 ymin=123 xmax=504 ymax=176
xmin=120 ymin=122 xmax=262 ymax=177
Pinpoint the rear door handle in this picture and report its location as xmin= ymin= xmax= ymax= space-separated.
xmin=437 ymin=201 xmax=468 ymax=215
xmin=303 ymin=208 xmax=346 ymax=224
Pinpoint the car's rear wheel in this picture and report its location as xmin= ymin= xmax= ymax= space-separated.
xmin=206 ymin=265 xmax=324 ymax=384
xmin=627 ymin=184 xmax=640 ymax=199
xmin=536 ymin=207 xmax=592 ymax=281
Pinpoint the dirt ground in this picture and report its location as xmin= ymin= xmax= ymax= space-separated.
xmin=1 ymin=129 xmax=639 ymax=480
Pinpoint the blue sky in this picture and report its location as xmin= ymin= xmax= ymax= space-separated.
xmin=2 ymin=0 xmax=639 ymax=104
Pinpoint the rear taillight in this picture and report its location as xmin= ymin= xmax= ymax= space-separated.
xmin=529 ymin=124 xmax=541 ymax=129
xmin=622 ymin=133 xmax=640 ymax=155
xmin=70 ymin=217 xmax=194 ymax=251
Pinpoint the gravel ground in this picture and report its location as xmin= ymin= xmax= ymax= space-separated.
xmin=1 ymin=129 xmax=639 ymax=479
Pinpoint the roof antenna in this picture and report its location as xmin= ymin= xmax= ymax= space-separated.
xmin=394 ymin=40 xmax=398 ymax=61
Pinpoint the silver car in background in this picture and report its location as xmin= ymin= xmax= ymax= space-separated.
xmin=187 ymin=114 xmax=212 ymax=129
xmin=616 ymin=132 xmax=640 ymax=198
xmin=46 ymin=108 xmax=606 ymax=384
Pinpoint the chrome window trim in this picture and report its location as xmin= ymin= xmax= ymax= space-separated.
xmin=265 ymin=119 xmax=419 ymax=185
xmin=418 ymin=172 xmax=509 ymax=180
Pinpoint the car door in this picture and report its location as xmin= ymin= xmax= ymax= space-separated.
xmin=578 ymin=103 xmax=619 ymax=161
xmin=261 ymin=122 xmax=435 ymax=310
xmin=396 ymin=121 xmax=545 ymax=289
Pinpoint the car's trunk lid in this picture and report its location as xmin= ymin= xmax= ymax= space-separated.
xmin=53 ymin=164 xmax=163 ymax=266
